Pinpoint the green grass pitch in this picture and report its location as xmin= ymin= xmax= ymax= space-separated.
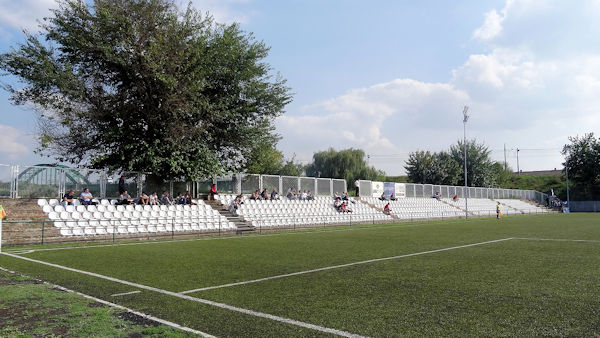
xmin=1 ymin=213 xmax=599 ymax=337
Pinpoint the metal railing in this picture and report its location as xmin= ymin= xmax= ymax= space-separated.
xmin=0 ymin=164 xmax=348 ymax=200
xmin=358 ymin=180 xmax=548 ymax=205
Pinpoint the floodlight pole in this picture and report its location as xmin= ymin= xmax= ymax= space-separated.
xmin=565 ymin=164 xmax=570 ymax=208
xmin=463 ymin=106 xmax=469 ymax=219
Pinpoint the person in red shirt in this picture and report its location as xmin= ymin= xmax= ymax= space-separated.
xmin=383 ymin=203 xmax=390 ymax=215
xmin=208 ymin=184 xmax=218 ymax=200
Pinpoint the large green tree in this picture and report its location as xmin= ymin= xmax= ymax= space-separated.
xmin=405 ymin=139 xmax=509 ymax=187
xmin=0 ymin=0 xmax=291 ymax=180
xmin=562 ymin=133 xmax=600 ymax=199
xmin=244 ymin=139 xmax=304 ymax=176
xmin=305 ymin=148 xmax=384 ymax=189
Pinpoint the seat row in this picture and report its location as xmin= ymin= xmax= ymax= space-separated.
xmin=53 ymin=218 xmax=235 ymax=237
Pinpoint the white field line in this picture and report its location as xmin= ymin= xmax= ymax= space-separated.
xmin=0 ymin=253 xmax=365 ymax=338
xmin=513 ymin=237 xmax=600 ymax=243
xmin=4 ymin=220 xmax=449 ymax=254
xmin=180 ymin=237 xmax=514 ymax=294
xmin=0 ymin=266 xmax=215 ymax=338
xmin=111 ymin=290 xmax=141 ymax=297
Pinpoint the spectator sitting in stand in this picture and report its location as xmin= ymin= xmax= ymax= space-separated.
xmin=138 ymin=192 xmax=150 ymax=205
xmin=379 ymin=192 xmax=388 ymax=201
xmin=452 ymin=194 xmax=458 ymax=202
xmin=341 ymin=192 xmax=349 ymax=201
xmin=306 ymin=191 xmax=314 ymax=200
xmin=62 ymin=190 xmax=75 ymax=207
xmin=149 ymin=192 xmax=159 ymax=205
xmin=300 ymin=190 xmax=308 ymax=200
xmin=390 ymin=192 xmax=397 ymax=201
xmin=79 ymin=188 xmax=96 ymax=205
xmin=287 ymin=188 xmax=297 ymax=200
xmin=432 ymin=192 xmax=441 ymax=200
xmin=334 ymin=197 xmax=343 ymax=211
xmin=250 ymin=190 xmax=260 ymax=200
xmin=208 ymin=184 xmax=218 ymax=200
xmin=383 ymin=202 xmax=391 ymax=215
xmin=160 ymin=191 xmax=172 ymax=205
xmin=261 ymin=188 xmax=270 ymax=200
xmin=182 ymin=191 xmax=194 ymax=205
xmin=174 ymin=192 xmax=184 ymax=204
xmin=229 ymin=198 xmax=239 ymax=213
xmin=117 ymin=190 xmax=133 ymax=205
xmin=271 ymin=189 xmax=279 ymax=200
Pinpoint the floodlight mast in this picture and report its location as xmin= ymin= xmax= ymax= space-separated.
xmin=463 ymin=106 xmax=469 ymax=219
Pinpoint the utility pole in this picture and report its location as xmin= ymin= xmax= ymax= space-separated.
xmin=504 ymin=144 xmax=507 ymax=171
xmin=565 ymin=165 xmax=570 ymax=211
xmin=462 ymin=106 xmax=469 ymax=219
xmin=516 ymin=148 xmax=520 ymax=174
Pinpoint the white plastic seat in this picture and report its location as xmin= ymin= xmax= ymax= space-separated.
xmin=53 ymin=221 xmax=65 ymax=228
xmin=42 ymin=205 xmax=53 ymax=213
xmin=76 ymin=205 xmax=86 ymax=213
xmin=72 ymin=227 xmax=84 ymax=236
xmin=37 ymin=199 xmax=48 ymax=207
xmin=60 ymin=228 xmax=72 ymax=236
xmin=48 ymin=199 xmax=59 ymax=206
xmin=60 ymin=211 xmax=71 ymax=220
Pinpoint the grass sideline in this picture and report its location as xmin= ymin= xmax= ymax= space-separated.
xmin=1 ymin=213 xmax=599 ymax=336
xmin=0 ymin=269 xmax=192 ymax=337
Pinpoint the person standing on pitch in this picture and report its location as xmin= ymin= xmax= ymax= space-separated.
xmin=496 ymin=202 xmax=501 ymax=219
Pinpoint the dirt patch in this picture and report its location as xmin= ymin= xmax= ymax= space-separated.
xmin=115 ymin=311 xmax=161 ymax=327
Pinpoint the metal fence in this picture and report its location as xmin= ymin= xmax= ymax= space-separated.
xmin=1 ymin=164 xmax=347 ymax=200
xmin=358 ymin=180 xmax=547 ymax=204
xmin=569 ymin=201 xmax=600 ymax=212
xmin=224 ymin=174 xmax=346 ymax=196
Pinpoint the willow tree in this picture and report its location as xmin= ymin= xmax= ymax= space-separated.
xmin=0 ymin=0 xmax=291 ymax=179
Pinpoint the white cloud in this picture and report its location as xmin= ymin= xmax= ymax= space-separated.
xmin=0 ymin=0 xmax=58 ymax=35
xmin=187 ymin=0 xmax=254 ymax=24
xmin=0 ymin=125 xmax=29 ymax=160
xmin=276 ymin=79 xmax=470 ymax=172
xmin=279 ymin=0 xmax=600 ymax=175
xmin=472 ymin=9 xmax=504 ymax=40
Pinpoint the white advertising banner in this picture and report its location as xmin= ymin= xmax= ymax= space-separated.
xmin=394 ymin=183 xmax=406 ymax=198
xmin=371 ymin=181 xmax=384 ymax=198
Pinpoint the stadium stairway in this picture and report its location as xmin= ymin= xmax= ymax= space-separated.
xmin=358 ymin=199 xmax=400 ymax=220
xmin=204 ymin=199 xmax=256 ymax=234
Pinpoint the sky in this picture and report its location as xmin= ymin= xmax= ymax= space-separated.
xmin=1 ymin=0 xmax=599 ymax=176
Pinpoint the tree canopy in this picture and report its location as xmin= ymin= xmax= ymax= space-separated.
xmin=0 ymin=0 xmax=291 ymax=180
xmin=244 ymin=139 xmax=304 ymax=176
xmin=305 ymin=148 xmax=384 ymax=189
xmin=405 ymin=139 xmax=511 ymax=187
xmin=562 ymin=133 xmax=600 ymax=199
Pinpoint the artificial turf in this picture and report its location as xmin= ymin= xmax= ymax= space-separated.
xmin=0 ymin=213 xmax=599 ymax=336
